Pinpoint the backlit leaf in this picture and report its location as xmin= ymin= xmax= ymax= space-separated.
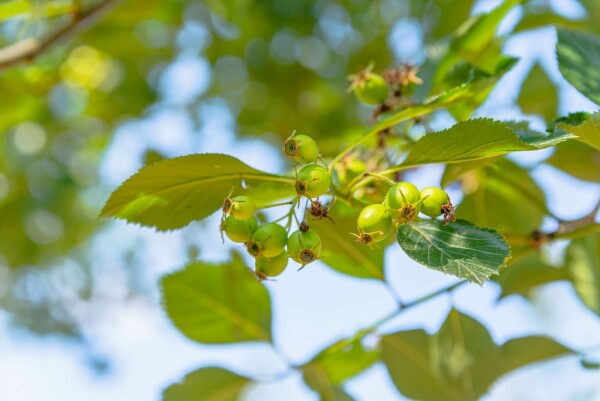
xmin=161 ymin=252 xmax=272 ymax=344
xmin=566 ymin=232 xmax=600 ymax=317
xmin=163 ymin=367 xmax=250 ymax=401
xmin=101 ymin=153 xmax=294 ymax=231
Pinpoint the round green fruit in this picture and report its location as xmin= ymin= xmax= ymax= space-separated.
xmin=384 ymin=182 xmax=421 ymax=210
xmin=295 ymin=164 xmax=332 ymax=198
xmin=353 ymin=72 xmax=388 ymax=105
xmin=247 ymin=223 xmax=288 ymax=258
xmin=284 ymin=135 xmax=319 ymax=164
xmin=356 ymin=204 xmax=392 ymax=244
xmin=223 ymin=215 xmax=257 ymax=243
xmin=287 ymin=229 xmax=322 ymax=265
xmin=256 ymin=252 xmax=289 ymax=278
xmin=420 ymin=187 xmax=449 ymax=217
xmin=226 ymin=196 xmax=256 ymax=220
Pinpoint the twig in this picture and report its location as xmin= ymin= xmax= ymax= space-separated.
xmin=0 ymin=0 xmax=122 ymax=71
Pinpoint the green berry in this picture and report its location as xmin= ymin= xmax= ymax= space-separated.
xmin=223 ymin=195 xmax=256 ymax=220
xmin=287 ymin=229 xmax=322 ymax=265
xmin=384 ymin=182 xmax=421 ymax=223
xmin=256 ymin=252 xmax=289 ymax=277
xmin=356 ymin=204 xmax=392 ymax=244
xmin=284 ymin=134 xmax=319 ymax=164
xmin=295 ymin=164 xmax=332 ymax=198
xmin=223 ymin=215 xmax=257 ymax=243
xmin=385 ymin=182 xmax=420 ymax=210
xmin=420 ymin=187 xmax=449 ymax=217
xmin=247 ymin=223 xmax=288 ymax=258
xmin=353 ymin=72 xmax=388 ymax=105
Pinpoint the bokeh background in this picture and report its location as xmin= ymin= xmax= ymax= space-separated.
xmin=0 ymin=0 xmax=599 ymax=400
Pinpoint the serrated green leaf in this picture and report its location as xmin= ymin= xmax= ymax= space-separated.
xmin=161 ymin=252 xmax=272 ymax=344
xmin=457 ymin=158 xmax=548 ymax=236
xmin=556 ymin=111 xmax=600 ymax=150
xmin=518 ymin=64 xmax=557 ymax=121
xmin=100 ymin=153 xmax=294 ymax=231
xmin=303 ymin=338 xmax=379 ymax=385
xmin=496 ymin=252 xmax=569 ymax=299
xmin=557 ymin=28 xmax=600 ymax=105
xmin=163 ymin=367 xmax=249 ymax=401
xmin=499 ymin=336 xmax=573 ymax=375
xmin=382 ymin=309 xmax=573 ymax=401
xmin=396 ymin=220 xmax=510 ymax=284
xmin=566 ymin=232 xmax=600 ymax=317
xmin=547 ymin=140 xmax=600 ymax=182
xmin=310 ymin=203 xmax=384 ymax=280
xmin=396 ymin=118 xmax=574 ymax=170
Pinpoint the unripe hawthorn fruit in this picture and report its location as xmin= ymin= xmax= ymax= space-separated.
xmin=295 ymin=164 xmax=332 ymax=198
xmin=223 ymin=195 xmax=256 ymax=220
xmin=287 ymin=229 xmax=322 ymax=266
xmin=255 ymin=252 xmax=289 ymax=278
xmin=385 ymin=182 xmax=421 ymax=223
xmin=247 ymin=223 xmax=288 ymax=258
xmin=284 ymin=134 xmax=319 ymax=164
xmin=333 ymin=157 xmax=367 ymax=188
xmin=420 ymin=187 xmax=450 ymax=217
xmin=356 ymin=204 xmax=392 ymax=244
xmin=222 ymin=215 xmax=257 ymax=243
xmin=352 ymin=72 xmax=389 ymax=105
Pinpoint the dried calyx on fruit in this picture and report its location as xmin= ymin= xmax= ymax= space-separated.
xmin=246 ymin=223 xmax=288 ymax=258
xmin=284 ymin=133 xmax=319 ymax=164
xmin=348 ymin=66 xmax=389 ymax=106
xmin=287 ymin=223 xmax=322 ymax=268
xmin=222 ymin=195 xmax=256 ymax=220
xmin=354 ymin=204 xmax=392 ymax=245
xmin=295 ymin=164 xmax=332 ymax=198
xmin=419 ymin=187 xmax=456 ymax=225
xmin=384 ymin=182 xmax=422 ymax=224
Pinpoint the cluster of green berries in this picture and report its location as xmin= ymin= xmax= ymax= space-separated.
xmin=221 ymin=198 xmax=324 ymax=279
xmin=219 ymin=133 xmax=334 ymax=279
xmin=284 ymin=133 xmax=332 ymax=199
xmin=354 ymin=183 xmax=455 ymax=246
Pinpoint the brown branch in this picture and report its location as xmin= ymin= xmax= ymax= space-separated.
xmin=0 ymin=0 xmax=122 ymax=72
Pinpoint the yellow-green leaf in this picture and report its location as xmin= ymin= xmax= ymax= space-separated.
xmin=161 ymin=252 xmax=272 ymax=344
xmin=163 ymin=367 xmax=249 ymax=401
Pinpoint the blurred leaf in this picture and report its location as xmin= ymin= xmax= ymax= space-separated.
xmin=581 ymin=357 xmax=600 ymax=370
xmin=311 ymin=203 xmax=384 ymax=280
xmin=397 ymin=118 xmax=573 ymax=170
xmin=496 ymin=252 xmax=569 ymax=299
xmin=100 ymin=153 xmax=294 ymax=231
xmin=303 ymin=366 xmax=357 ymax=401
xmin=518 ymin=64 xmax=557 ymax=121
xmin=555 ymin=111 xmax=600 ymax=150
xmin=556 ymin=28 xmax=600 ymax=106
xmin=566 ymin=232 xmax=600 ymax=317
xmin=430 ymin=0 xmax=476 ymax=39
xmin=440 ymin=158 xmax=498 ymax=187
xmin=382 ymin=309 xmax=572 ymax=401
xmin=547 ymin=140 xmax=600 ymax=182
xmin=161 ymin=252 xmax=272 ymax=344
xmin=163 ymin=367 xmax=249 ymax=401
xmin=302 ymin=338 xmax=379 ymax=385
xmin=396 ymin=220 xmax=510 ymax=284
xmin=457 ymin=158 xmax=547 ymax=236
xmin=499 ymin=336 xmax=572 ymax=375
xmin=434 ymin=0 xmax=522 ymax=85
